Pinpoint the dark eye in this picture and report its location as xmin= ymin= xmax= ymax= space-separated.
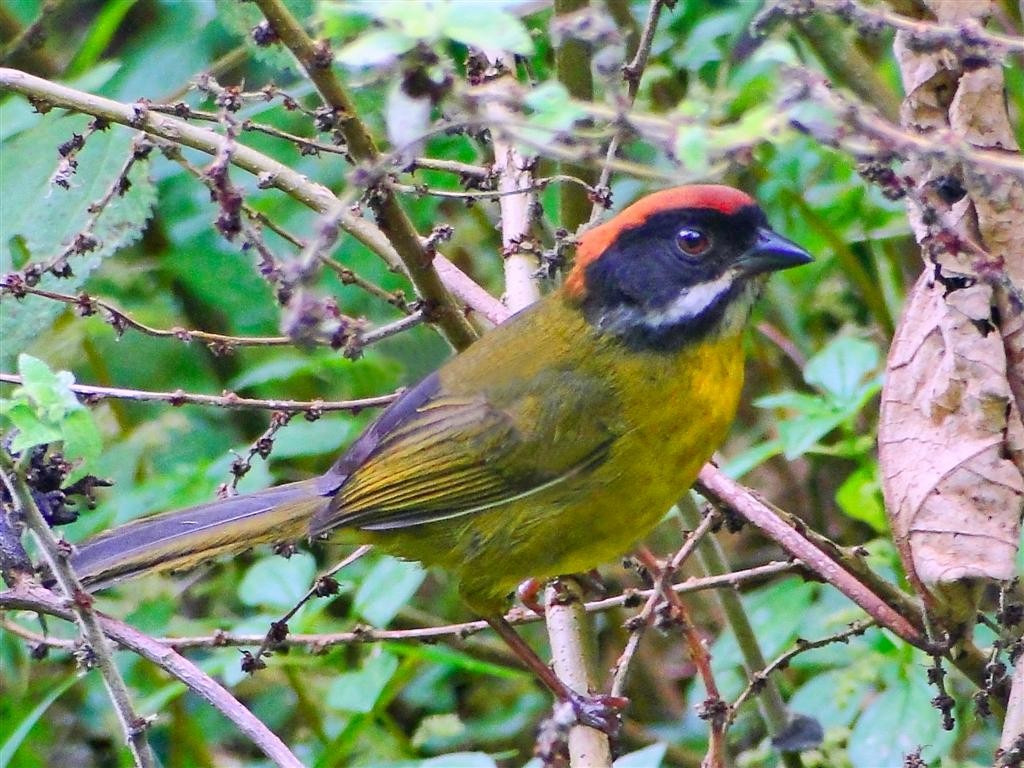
xmin=676 ymin=227 xmax=711 ymax=257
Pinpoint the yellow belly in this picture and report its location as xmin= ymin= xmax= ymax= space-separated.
xmin=363 ymin=324 xmax=746 ymax=614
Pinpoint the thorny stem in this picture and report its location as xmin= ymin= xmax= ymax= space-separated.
xmin=0 ymin=452 xmax=157 ymax=768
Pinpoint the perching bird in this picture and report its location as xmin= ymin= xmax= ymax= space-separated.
xmin=70 ymin=185 xmax=811 ymax=728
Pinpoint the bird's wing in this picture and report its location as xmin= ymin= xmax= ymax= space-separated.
xmin=310 ymin=368 xmax=618 ymax=534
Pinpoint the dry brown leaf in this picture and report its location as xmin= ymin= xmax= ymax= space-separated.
xmin=880 ymin=275 xmax=1023 ymax=617
xmin=883 ymin=0 xmax=1023 ymax=623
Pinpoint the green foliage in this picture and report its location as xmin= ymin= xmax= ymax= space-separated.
xmin=0 ymin=114 xmax=155 ymax=360
xmin=0 ymin=355 xmax=101 ymax=479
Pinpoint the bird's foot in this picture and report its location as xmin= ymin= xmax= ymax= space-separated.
xmin=516 ymin=577 xmax=545 ymax=616
xmin=567 ymin=690 xmax=628 ymax=736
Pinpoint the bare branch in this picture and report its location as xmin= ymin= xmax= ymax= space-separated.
xmin=0 ymin=584 xmax=304 ymax=768
xmin=0 ymin=373 xmax=399 ymax=413
xmin=0 ymin=453 xmax=157 ymax=768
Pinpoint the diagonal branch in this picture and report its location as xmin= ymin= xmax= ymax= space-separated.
xmin=250 ymin=0 xmax=477 ymax=350
xmin=0 ymin=452 xmax=157 ymax=768
xmin=1 ymin=584 xmax=304 ymax=768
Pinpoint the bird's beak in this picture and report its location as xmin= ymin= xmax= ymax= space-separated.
xmin=738 ymin=228 xmax=812 ymax=276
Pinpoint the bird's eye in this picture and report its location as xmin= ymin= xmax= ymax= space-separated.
xmin=676 ymin=227 xmax=711 ymax=258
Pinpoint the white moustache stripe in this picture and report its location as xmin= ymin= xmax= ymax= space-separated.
xmin=642 ymin=273 xmax=734 ymax=328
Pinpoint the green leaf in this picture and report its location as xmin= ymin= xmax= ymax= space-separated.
xmin=1 ymin=115 xmax=156 ymax=361
xmin=524 ymin=82 xmax=588 ymax=132
xmin=440 ymin=5 xmax=534 ymax=54
xmin=804 ymin=337 xmax=880 ymax=405
xmin=61 ymin=408 xmax=103 ymax=477
xmin=326 ymin=650 xmax=400 ymax=713
xmin=674 ymin=125 xmax=711 ymax=175
xmin=0 ymin=673 xmax=81 ymax=768
xmin=721 ymin=438 xmax=783 ymax=479
xmin=17 ymin=354 xmax=78 ymax=420
xmin=268 ymin=416 xmax=354 ymax=459
xmin=789 ymin=669 xmax=869 ymax=730
xmin=614 ymin=743 xmax=667 ymax=767
xmin=414 ymin=754 xmax=498 ymax=768
xmin=754 ymin=390 xmax=828 ymax=414
xmin=238 ymin=552 xmax=318 ymax=610
xmin=5 ymin=402 xmax=62 ymax=452
xmin=777 ymin=411 xmax=848 ymax=459
xmin=336 ymin=29 xmax=416 ymax=69
xmin=354 ymin=556 xmax=425 ymax=627
xmin=412 ymin=713 xmax=466 ymax=750
xmin=712 ymin=578 xmax=816 ymax=697
xmin=836 ymin=464 xmax=887 ymax=533
xmin=848 ymin=675 xmax=958 ymax=768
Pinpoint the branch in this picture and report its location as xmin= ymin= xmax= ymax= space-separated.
xmin=0 ymin=373 xmax=399 ymax=413
xmin=677 ymin=499 xmax=804 ymax=768
xmin=635 ymin=546 xmax=726 ymax=768
xmin=1 ymin=562 xmax=797 ymax=651
xmin=697 ymin=465 xmax=923 ymax=645
xmin=0 ymin=452 xmax=157 ymax=768
xmin=726 ymin=621 xmax=875 ymax=728
xmin=589 ymin=0 xmax=668 ymax=224
xmin=610 ymin=509 xmax=719 ymax=698
xmin=554 ymin=0 xmax=599 ymax=232
xmin=250 ymin=0 xmax=478 ymax=350
xmin=0 ymin=584 xmax=304 ymax=768
xmin=545 ymin=579 xmax=613 ymax=767
xmin=0 ymin=68 xmax=484 ymax=349
xmin=0 ymin=286 xmax=298 ymax=350
xmin=695 ymin=465 xmax=1002 ymax=699
xmin=479 ymin=52 xmax=542 ymax=313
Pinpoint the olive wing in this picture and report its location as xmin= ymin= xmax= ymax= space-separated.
xmin=310 ymin=369 xmax=617 ymax=534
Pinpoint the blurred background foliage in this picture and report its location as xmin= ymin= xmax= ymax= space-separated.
xmin=1 ymin=0 xmax=1020 ymax=766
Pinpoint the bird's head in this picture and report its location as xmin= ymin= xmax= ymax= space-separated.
xmin=564 ymin=185 xmax=811 ymax=349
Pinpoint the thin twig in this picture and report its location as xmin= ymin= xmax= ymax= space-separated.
xmin=248 ymin=545 xmax=372 ymax=670
xmin=590 ymin=0 xmax=667 ymax=224
xmin=1 ymin=286 xmax=297 ymax=349
xmin=1 ymin=584 xmax=304 ymax=768
xmin=0 ymin=452 xmax=157 ymax=768
xmin=678 ymin=498 xmax=803 ymax=768
xmin=1 ymin=561 xmax=798 ymax=652
xmin=610 ymin=509 xmax=720 ymax=697
xmin=636 ymin=545 xmax=727 ymax=768
xmin=0 ymin=373 xmax=400 ymax=412
xmin=727 ymin=620 xmax=875 ymax=728
xmin=697 ymin=465 xmax=924 ymax=645
xmin=250 ymin=0 xmax=477 ymax=349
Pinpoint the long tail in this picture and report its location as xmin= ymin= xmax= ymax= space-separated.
xmin=71 ymin=479 xmax=330 ymax=590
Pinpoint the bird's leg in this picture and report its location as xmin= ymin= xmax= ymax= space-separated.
xmin=485 ymin=615 xmax=627 ymax=735
xmin=516 ymin=577 xmax=546 ymax=616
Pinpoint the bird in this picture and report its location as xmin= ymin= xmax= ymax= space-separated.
xmin=69 ymin=184 xmax=811 ymax=729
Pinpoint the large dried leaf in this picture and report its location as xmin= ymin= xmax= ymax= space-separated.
xmin=884 ymin=0 xmax=1024 ymax=623
xmin=879 ymin=275 xmax=1023 ymax=609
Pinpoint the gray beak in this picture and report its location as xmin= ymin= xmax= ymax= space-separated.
xmin=738 ymin=228 xmax=813 ymax=276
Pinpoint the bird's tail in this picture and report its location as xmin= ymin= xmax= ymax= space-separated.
xmin=70 ymin=479 xmax=329 ymax=590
